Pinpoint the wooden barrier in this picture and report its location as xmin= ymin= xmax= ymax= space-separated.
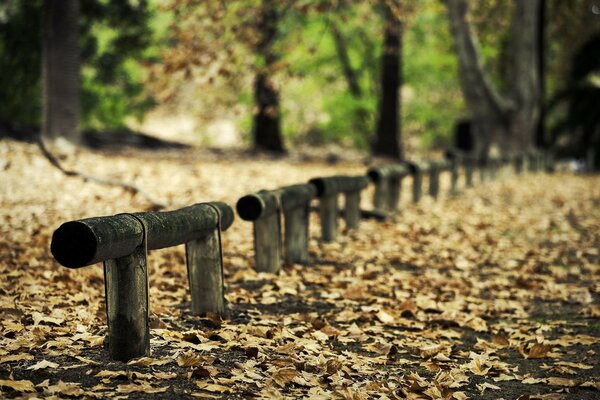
xmin=236 ymin=191 xmax=281 ymax=273
xmin=236 ymin=184 xmax=317 ymax=272
xmin=405 ymin=162 xmax=430 ymax=203
xmin=367 ymin=164 xmax=410 ymax=212
xmin=51 ymin=202 xmax=234 ymax=361
xmin=308 ymin=176 xmax=369 ymax=241
xmin=428 ymin=160 xmax=453 ymax=199
xmin=279 ymin=184 xmax=317 ymax=265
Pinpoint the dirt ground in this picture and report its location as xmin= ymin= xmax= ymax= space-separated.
xmin=0 ymin=139 xmax=599 ymax=399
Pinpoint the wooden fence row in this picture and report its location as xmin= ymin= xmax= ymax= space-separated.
xmin=50 ymin=150 xmax=552 ymax=360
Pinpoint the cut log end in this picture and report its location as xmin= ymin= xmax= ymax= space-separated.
xmin=51 ymin=221 xmax=97 ymax=268
xmin=308 ymin=178 xmax=326 ymax=197
xmin=367 ymin=169 xmax=381 ymax=183
xmin=236 ymin=195 xmax=264 ymax=221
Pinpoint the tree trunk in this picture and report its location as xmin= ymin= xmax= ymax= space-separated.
xmin=252 ymin=1 xmax=284 ymax=153
xmin=535 ymin=0 xmax=546 ymax=148
xmin=446 ymin=0 xmax=541 ymax=157
xmin=42 ymin=0 xmax=81 ymax=144
xmin=373 ymin=3 xmax=403 ymax=159
xmin=331 ymin=25 xmax=370 ymax=137
xmin=507 ymin=0 xmax=541 ymax=150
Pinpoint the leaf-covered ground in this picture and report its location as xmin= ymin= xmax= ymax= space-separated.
xmin=1 ymin=140 xmax=599 ymax=399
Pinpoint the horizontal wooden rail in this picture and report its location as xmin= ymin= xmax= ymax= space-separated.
xmin=50 ymin=201 xmax=234 ymax=361
xmin=51 ymin=202 xmax=233 ymax=268
xmin=309 ymin=175 xmax=369 ymax=241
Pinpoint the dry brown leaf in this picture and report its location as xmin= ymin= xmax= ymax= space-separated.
xmin=195 ymin=381 xmax=232 ymax=393
xmin=0 ymin=353 xmax=34 ymax=363
xmin=527 ymin=343 xmax=552 ymax=359
xmin=272 ymin=367 xmax=300 ymax=387
xmin=27 ymin=359 xmax=59 ymax=370
xmin=0 ymin=379 xmax=36 ymax=392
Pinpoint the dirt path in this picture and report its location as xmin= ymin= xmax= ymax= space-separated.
xmin=0 ymin=140 xmax=599 ymax=399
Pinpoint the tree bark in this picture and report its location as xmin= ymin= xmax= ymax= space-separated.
xmin=508 ymin=0 xmax=541 ymax=150
xmin=373 ymin=3 xmax=403 ymax=159
xmin=535 ymin=0 xmax=546 ymax=148
xmin=331 ymin=25 xmax=371 ymax=137
xmin=446 ymin=0 xmax=541 ymax=157
xmin=42 ymin=0 xmax=81 ymax=144
xmin=252 ymin=1 xmax=284 ymax=153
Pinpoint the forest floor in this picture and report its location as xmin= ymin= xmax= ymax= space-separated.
xmin=0 ymin=139 xmax=599 ymax=400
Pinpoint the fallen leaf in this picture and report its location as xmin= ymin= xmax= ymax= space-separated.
xmin=0 ymin=379 xmax=36 ymax=392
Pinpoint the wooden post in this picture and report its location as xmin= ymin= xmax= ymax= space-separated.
xmin=319 ymin=195 xmax=338 ymax=242
xmin=489 ymin=159 xmax=497 ymax=180
xmin=283 ymin=205 xmax=310 ymax=264
xmin=237 ymin=191 xmax=281 ymax=273
xmin=344 ymin=191 xmax=361 ymax=229
xmin=465 ymin=159 xmax=474 ymax=187
xmin=450 ymin=161 xmax=459 ymax=194
xmin=373 ymin=178 xmax=390 ymax=211
xmin=185 ymin=229 xmax=225 ymax=315
xmin=410 ymin=165 xmax=423 ymax=203
xmin=254 ymin=213 xmax=281 ymax=273
xmin=479 ymin=161 xmax=487 ymax=184
xmin=429 ymin=164 xmax=440 ymax=199
xmin=309 ymin=176 xmax=368 ymax=241
xmin=103 ymin=221 xmax=150 ymax=361
xmin=514 ymin=154 xmax=523 ymax=174
xmin=368 ymin=165 xmax=407 ymax=213
xmin=388 ymin=176 xmax=402 ymax=211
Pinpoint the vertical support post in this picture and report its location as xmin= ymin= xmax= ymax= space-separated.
xmin=514 ymin=155 xmax=523 ymax=174
xmin=185 ymin=229 xmax=225 ymax=316
xmin=429 ymin=165 xmax=440 ymax=199
xmin=479 ymin=162 xmax=487 ymax=184
xmin=253 ymin=213 xmax=281 ymax=273
xmin=527 ymin=153 xmax=535 ymax=172
xmin=373 ymin=179 xmax=390 ymax=212
xmin=104 ymin=243 xmax=150 ymax=361
xmin=489 ymin=160 xmax=497 ymax=180
xmin=283 ymin=205 xmax=310 ymax=264
xmin=388 ymin=177 xmax=401 ymax=211
xmin=450 ymin=162 xmax=459 ymax=194
xmin=319 ymin=195 xmax=338 ymax=242
xmin=465 ymin=160 xmax=474 ymax=187
xmin=412 ymin=168 xmax=422 ymax=203
xmin=344 ymin=191 xmax=361 ymax=230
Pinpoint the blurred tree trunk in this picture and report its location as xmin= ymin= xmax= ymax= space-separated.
xmin=252 ymin=1 xmax=284 ymax=153
xmin=42 ymin=0 xmax=81 ymax=144
xmin=535 ymin=0 xmax=546 ymax=148
xmin=331 ymin=25 xmax=370 ymax=138
xmin=447 ymin=0 xmax=541 ymax=158
xmin=373 ymin=2 xmax=403 ymax=160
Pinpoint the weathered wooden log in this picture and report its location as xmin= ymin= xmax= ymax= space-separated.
xmin=443 ymin=152 xmax=460 ymax=195
xmin=450 ymin=160 xmax=459 ymax=194
xmin=367 ymin=164 xmax=409 ymax=211
xmin=236 ymin=191 xmax=281 ymax=273
xmin=51 ymin=202 xmax=234 ymax=268
xmin=51 ymin=202 xmax=234 ymax=360
xmin=279 ymin=184 xmax=316 ymax=264
xmin=309 ymin=207 xmax=388 ymax=221
xmin=185 ymin=229 xmax=224 ymax=315
xmin=488 ymin=157 xmax=501 ymax=180
xmin=104 ymin=235 xmax=149 ymax=361
xmin=309 ymin=176 xmax=369 ymax=241
xmin=405 ymin=162 xmax=430 ymax=203
xmin=428 ymin=161 xmax=451 ymax=199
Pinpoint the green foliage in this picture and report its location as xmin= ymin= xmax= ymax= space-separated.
xmin=403 ymin=1 xmax=464 ymax=149
xmin=0 ymin=0 xmax=158 ymax=130
xmin=0 ymin=0 xmax=42 ymax=126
